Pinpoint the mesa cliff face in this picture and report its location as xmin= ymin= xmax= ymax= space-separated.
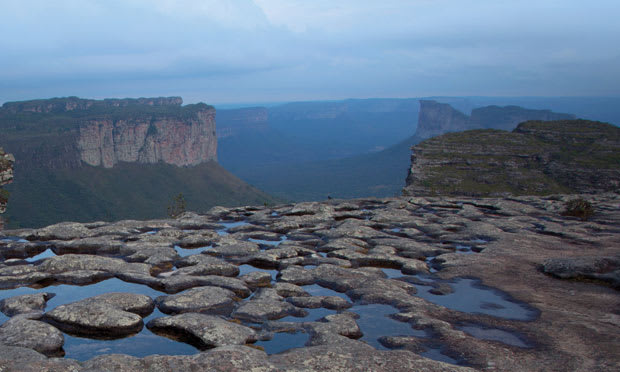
xmin=415 ymin=100 xmax=575 ymax=139
xmin=77 ymin=109 xmax=216 ymax=168
xmin=0 ymin=97 xmax=217 ymax=169
xmin=404 ymin=119 xmax=620 ymax=197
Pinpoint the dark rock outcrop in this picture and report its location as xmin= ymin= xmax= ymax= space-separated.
xmin=0 ymin=149 xmax=14 ymax=216
xmin=404 ymin=119 xmax=620 ymax=197
xmin=415 ymin=100 xmax=575 ymax=139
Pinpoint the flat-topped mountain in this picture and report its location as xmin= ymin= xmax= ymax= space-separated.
xmin=0 ymin=97 xmax=275 ymax=228
xmin=404 ymin=119 xmax=620 ymax=197
xmin=0 ymin=96 xmax=216 ymax=169
xmin=415 ymin=100 xmax=575 ymax=139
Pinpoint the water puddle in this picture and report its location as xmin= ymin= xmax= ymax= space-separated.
xmin=279 ymin=307 xmax=337 ymax=323
xmin=351 ymin=303 xmax=424 ymax=349
xmin=458 ymin=324 xmax=531 ymax=348
xmin=302 ymin=284 xmax=349 ymax=300
xmin=421 ymin=347 xmax=459 ymax=365
xmin=0 ymin=278 xmax=202 ymax=360
xmin=63 ymin=308 xmax=197 ymax=360
xmin=0 ymin=236 xmax=29 ymax=243
xmin=381 ymin=268 xmax=405 ymax=279
xmin=255 ymin=331 xmax=308 ymax=354
xmin=238 ymin=264 xmax=278 ymax=281
xmin=414 ymin=278 xmax=538 ymax=320
xmin=174 ymin=245 xmax=212 ymax=257
xmin=248 ymin=236 xmax=286 ymax=247
xmin=455 ymin=244 xmax=475 ymax=254
xmin=25 ymin=248 xmax=57 ymax=262
xmin=216 ymin=220 xmax=250 ymax=235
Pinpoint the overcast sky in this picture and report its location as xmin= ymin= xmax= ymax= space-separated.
xmin=1 ymin=0 xmax=619 ymax=104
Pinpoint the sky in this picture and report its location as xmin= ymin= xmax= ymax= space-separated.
xmin=1 ymin=0 xmax=619 ymax=105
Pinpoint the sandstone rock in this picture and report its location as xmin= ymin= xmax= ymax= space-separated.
xmin=147 ymin=313 xmax=257 ymax=348
xmin=155 ymin=286 xmax=236 ymax=315
xmin=0 ymin=316 xmax=64 ymax=356
xmin=44 ymin=293 xmax=153 ymax=337
xmin=0 ymin=292 xmax=54 ymax=316
xmin=232 ymin=299 xmax=305 ymax=323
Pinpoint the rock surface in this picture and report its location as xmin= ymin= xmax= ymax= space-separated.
xmin=404 ymin=120 xmax=620 ymax=196
xmin=0 ymin=193 xmax=618 ymax=371
xmin=44 ymin=293 xmax=153 ymax=337
xmin=146 ymin=313 xmax=257 ymax=348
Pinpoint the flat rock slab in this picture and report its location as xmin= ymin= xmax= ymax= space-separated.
xmin=0 ymin=292 xmax=54 ymax=316
xmin=232 ymin=299 xmax=305 ymax=323
xmin=146 ymin=313 xmax=257 ymax=348
xmin=0 ymin=316 xmax=64 ymax=356
xmin=44 ymin=293 xmax=153 ymax=337
xmin=155 ymin=286 xmax=236 ymax=315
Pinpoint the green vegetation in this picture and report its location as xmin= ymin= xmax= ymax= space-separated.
xmin=167 ymin=193 xmax=186 ymax=218
xmin=4 ymin=161 xmax=279 ymax=228
xmin=562 ymin=198 xmax=595 ymax=220
xmin=406 ymin=120 xmax=620 ymax=197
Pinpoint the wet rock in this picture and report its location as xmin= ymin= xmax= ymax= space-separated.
xmin=239 ymin=270 xmax=272 ymax=288
xmin=232 ymin=298 xmax=305 ymax=323
xmin=38 ymin=254 xmax=151 ymax=278
xmin=175 ymin=254 xmax=239 ymax=277
xmin=54 ymin=269 xmax=114 ymax=285
xmin=312 ymin=312 xmax=363 ymax=339
xmin=50 ymin=236 xmax=124 ymax=255
xmin=0 ymin=241 xmax=48 ymax=260
xmin=161 ymin=275 xmax=251 ymax=297
xmin=155 ymin=286 xmax=236 ymax=315
xmin=273 ymin=282 xmax=310 ymax=298
xmin=81 ymin=354 xmax=146 ymax=372
xmin=543 ymin=256 xmax=620 ymax=288
xmin=0 ymin=345 xmax=47 ymax=362
xmin=278 ymin=265 xmax=315 ymax=285
xmin=44 ymin=293 xmax=153 ymax=337
xmin=429 ymin=283 xmax=454 ymax=295
xmin=209 ymin=238 xmax=260 ymax=257
xmin=0 ymin=315 xmax=64 ymax=356
xmin=167 ymin=212 xmax=221 ymax=230
xmin=287 ymin=295 xmax=351 ymax=310
xmin=30 ymin=222 xmax=91 ymax=241
xmin=147 ymin=313 xmax=257 ymax=348
xmin=0 ymin=292 xmax=54 ymax=316
xmin=313 ymin=264 xmax=384 ymax=292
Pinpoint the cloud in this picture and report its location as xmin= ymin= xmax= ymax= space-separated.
xmin=0 ymin=0 xmax=619 ymax=103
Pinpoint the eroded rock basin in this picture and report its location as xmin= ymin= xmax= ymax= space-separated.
xmin=0 ymin=194 xmax=618 ymax=371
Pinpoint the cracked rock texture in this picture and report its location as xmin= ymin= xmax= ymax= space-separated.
xmin=0 ymin=193 xmax=617 ymax=371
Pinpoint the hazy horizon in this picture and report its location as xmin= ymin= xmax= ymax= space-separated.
xmin=2 ymin=1 xmax=619 ymax=105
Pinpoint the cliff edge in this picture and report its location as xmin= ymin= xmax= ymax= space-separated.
xmin=0 ymin=97 xmax=216 ymax=169
xmin=404 ymin=119 xmax=620 ymax=197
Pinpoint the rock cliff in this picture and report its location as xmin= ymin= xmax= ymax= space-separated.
xmin=404 ymin=119 xmax=620 ymax=197
xmin=0 ymin=149 xmax=14 ymax=228
xmin=415 ymin=100 xmax=575 ymax=139
xmin=77 ymin=107 xmax=216 ymax=168
xmin=0 ymin=97 xmax=217 ymax=168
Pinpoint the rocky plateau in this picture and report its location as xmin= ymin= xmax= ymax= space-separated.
xmin=0 ymin=192 xmax=617 ymax=371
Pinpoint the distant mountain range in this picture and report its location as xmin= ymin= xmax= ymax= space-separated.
xmin=217 ymin=97 xmax=616 ymax=202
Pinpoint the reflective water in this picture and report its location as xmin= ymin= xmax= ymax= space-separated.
xmin=174 ymin=245 xmax=212 ymax=257
xmin=458 ymin=324 xmax=531 ymax=348
xmin=25 ymin=248 xmax=56 ymax=262
xmin=238 ymin=264 xmax=278 ymax=281
xmin=255 ymin=331 xmax=309 ymax=354
xmin=414 ymin=278 xmax=538 ymax=320
xmin=0 ymin=278 xmax=199 ymax=361
xmin=352 ymin=303 xmax=424 ymax=349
